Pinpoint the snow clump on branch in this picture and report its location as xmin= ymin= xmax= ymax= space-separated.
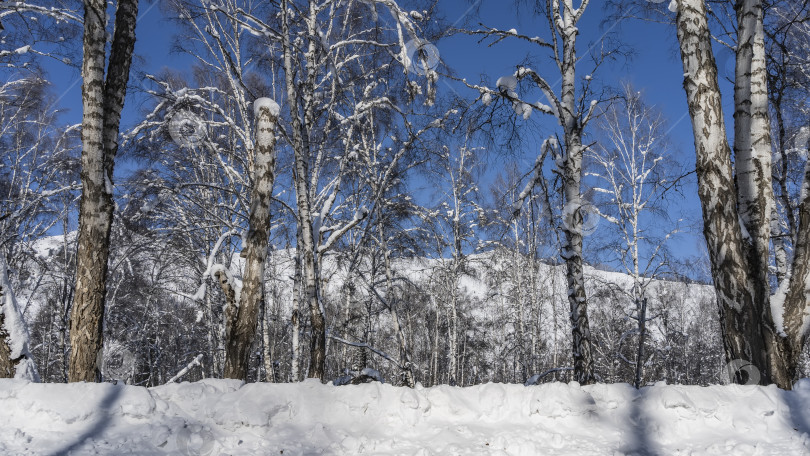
xmin=253 ymin=97 xmax=280 ymax=119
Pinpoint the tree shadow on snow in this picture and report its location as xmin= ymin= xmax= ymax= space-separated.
xmin=617 ymin=387 xmax=660 ymax=456
xmin=49 ymin=383 xmax=124 ymax=456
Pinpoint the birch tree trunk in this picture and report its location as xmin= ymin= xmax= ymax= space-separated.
xmin=381 ymin=228 xmax=415 ymax=387
xmin=223 ymin=101 xmax=278 ymax=380
xmin=69 ymin=0 xmax=138 ymax=383
xmin=262 ymin=305 xmax=275 ymax=382
xmin=280 ymin=0 xmax=326 ymax=380
xmin=733 ymin=0 xmax=792 ymax=387
xmin=488 ymin=0 xmax=595 ymax=384
xmin=782 ymin=162 xmax=810 ymax=380
xmin=561 ymin=134 xmax=595 ymax=385
xmin=558 ymin=3 xmax=595 ymax=384
xmin=674 ymin=0 xmax=772 ymax=385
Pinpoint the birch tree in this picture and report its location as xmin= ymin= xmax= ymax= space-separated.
xmin=465 ymin=0 xmax=601 ymax=384
xmin=484 ymin=166 xmax=560 ymax=383
xmin=765 ymin=2 xmax=810 ymax=288
xmin=128 ymin=0 xmax=285 ymax=378
xmin=221 ymin=99 xmax=280 ymax=379
xmin=588 ymin=84 xmax=684 ymax=388
xmin=670 ymin=0 xmax=810 ymax=388
xmin=426 ymin=143 xmax=483 ymax=385
xmin=228 ymin=0 xmax=438 ymax=380
xmin=0 ymin=76 xmax=78 ymax=379
xmin=69 ymin=0 xmax=138 ymax=382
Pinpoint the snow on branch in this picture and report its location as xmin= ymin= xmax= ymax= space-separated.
xmin=175 ymin=229 xmax=240 ymax=305
xmin=0 ymin=2 xmax=83 ymax=25
xmin=516 ymin=68 xmax=562 ymax=120
xmin=327 ymin=330 xmax=407 ymax=370
xmin=458 ymin=25 xmax=552 ymax=49
xmin=166 ymin=354 xmax=204 ymax=384
xmin=512 ymin=138 xmax=558 ymax=215
xmin=317 ymin=207 xmax=369 ymax=254
xmin=0 ymin=257 xmax=39 ymax=381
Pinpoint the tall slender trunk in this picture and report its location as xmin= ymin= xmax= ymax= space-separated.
xmin=734 ymin=0 xmax=792 ymax=387
xmin=634 ymin=298 xmax=647 ymax=389
xmin=290 ymin=227 xmax=303 ymax=381
xmin=69 ymin=0 xmax=138 ymax=383
xmin=448 ymin=278 xmax=458 ymax=384
xmin=281 ymin=0 xmax=325 ymax=381
xmin=561 ymin=134 xmax=595 ymax=384
xmin=430 ymin=298 xmax=439 ymax=386
xmin=262 ymin=257 xmax=279 ymax=382
xmin=674 ymin=0 xmax=771 ymax=385
xmin=291 ymin=308 xmax=300 ymax=381
xmin=782 ymin=161 xmax=810 ymax=378
xmin=381 ymin=232 xmax=414 ymax=387
xmin=223 ymin=101 xmax=278 ymax=380
xmin=555 ymin=2 xmax=595 ymax=385
xmin=259 ymin=296 xmax=271 ymax=380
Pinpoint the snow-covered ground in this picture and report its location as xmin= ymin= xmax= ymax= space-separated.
xmin=2 ymin=379 xmax=810 ymax=455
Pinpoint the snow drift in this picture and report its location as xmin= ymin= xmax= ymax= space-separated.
xmin=2 ymin=379 xmax=810 ymax=455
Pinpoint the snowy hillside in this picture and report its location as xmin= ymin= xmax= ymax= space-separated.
xmin=2 ymin=378 xmax=810 ymax=455
xmin=20 ymin=234 xmax=721 ymax=386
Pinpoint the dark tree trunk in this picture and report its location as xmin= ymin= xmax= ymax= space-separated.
xmin=69 ymin=0 xmax=138 ymax=383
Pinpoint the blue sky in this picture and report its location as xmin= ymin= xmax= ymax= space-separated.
xmin=434 ymin=0 xmax=713 ymax=266
xmin=40 ymin=0 xmax=718 ymax=274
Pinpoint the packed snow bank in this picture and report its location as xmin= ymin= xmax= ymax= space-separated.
xmin=1 ymin=379 xmax=810 ymax=455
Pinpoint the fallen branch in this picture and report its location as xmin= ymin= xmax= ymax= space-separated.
xmin=326 ymin=331 xmax=409 ymax=371
xmin=166 ymin=354 xmax=204 ymax=384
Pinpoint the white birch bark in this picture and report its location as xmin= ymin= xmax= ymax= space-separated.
xmin=222 ymin=101 xmax=278 ymax=379
xmin=556 ymin=0 xmax=595 ymax=385
xmin=733 ymin=0 xmax=792 ymax=387
xmin=673 ymin=0 xmax=771 ymax=384
xmin=69 ymin=0 xmax=138 ymax=383
xmin=782 ymin=161 xmax=810 ymax=380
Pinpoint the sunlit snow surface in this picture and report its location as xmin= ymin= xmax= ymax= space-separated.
xmin=2 ymin=379 xmax=810 ymax=455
